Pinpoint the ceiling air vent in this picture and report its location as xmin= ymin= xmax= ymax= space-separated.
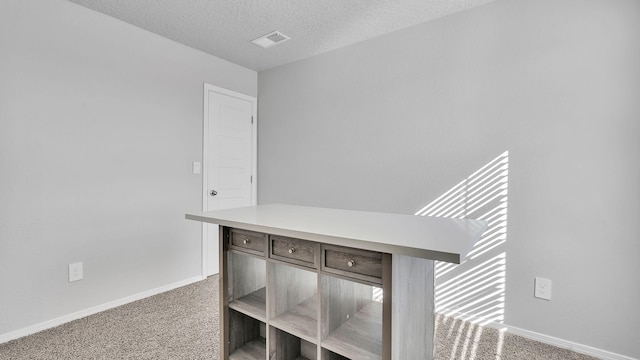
xmin=251 ymin=31 xmax=290 ymax=48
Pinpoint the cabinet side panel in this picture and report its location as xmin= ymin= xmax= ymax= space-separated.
xmin=391 ymin=255 xmax=434 ymax=360
xmin=220 ymin=226 xmax=230 ymax=359
xmin=382 ymin=253 xmax=392 ymax=360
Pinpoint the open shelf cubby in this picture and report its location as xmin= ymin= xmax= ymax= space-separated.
xmin=228 ymin=250 xmax=267 ymax=322
xmin=268 ymin=261 xmax=319 ymax=344
xmin=269 ymin=326 xmax=318 ymax=360
xmin=228 ymin=309 xmax=267 ymax=360
xmin=321 ymin=349 xmax=350 ymax=360
xmin=320 ymin=275 xmax=383 ymax=360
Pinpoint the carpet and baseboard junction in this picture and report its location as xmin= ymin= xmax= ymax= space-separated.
xmin=0 ymin=276 xmax=619 ymax=360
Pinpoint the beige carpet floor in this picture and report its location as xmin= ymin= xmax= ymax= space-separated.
xmin=0 ymin=276 xmax=599 ymax=360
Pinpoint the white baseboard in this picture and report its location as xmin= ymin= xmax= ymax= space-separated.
xmin=0 ymin=275 xmax=205 ymax=345
xmin=436 ymin=309 xmax=636 ymax=360
xmin=484 ymin=322 xmax=638 ymax=360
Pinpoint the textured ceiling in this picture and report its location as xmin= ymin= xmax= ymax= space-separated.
xmin=66 ymin=0 xmax=494 ymax=72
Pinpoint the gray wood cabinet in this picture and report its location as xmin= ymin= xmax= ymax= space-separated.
xmin=187 ymin=204 xmax=487 ymax=360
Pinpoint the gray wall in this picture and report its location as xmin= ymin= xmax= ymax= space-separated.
xmin=258 ymin=0 xmax=640 ymax=358
xmin=0 ymin=0 xmax=256 ymax=335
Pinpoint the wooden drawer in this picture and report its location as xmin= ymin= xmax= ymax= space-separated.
xmin=230 ymin=229 xmax=267 ymax=256
xmin=322 ymin=245 xmax=383 ymax=285
xmin=269 ymin=235 xmax=318 ymax=268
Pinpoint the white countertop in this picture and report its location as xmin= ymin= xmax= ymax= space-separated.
xmin=186 ymin=204 xmax=487 ymax=263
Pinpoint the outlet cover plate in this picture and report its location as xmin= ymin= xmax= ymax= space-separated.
xmin=69 ymin=262 xmax=83 ymax=282
xmin=534 ymin=277 xmax=552 ymax=300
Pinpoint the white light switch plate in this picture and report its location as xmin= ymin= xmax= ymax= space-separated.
xmin=192 ymin=162 xmax=201 ymax=175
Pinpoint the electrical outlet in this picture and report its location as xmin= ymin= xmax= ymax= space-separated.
xmin=534 ymin=277 xmax=552 ymax=300
xmin=69 ymin=262 xmax=83 ymax=282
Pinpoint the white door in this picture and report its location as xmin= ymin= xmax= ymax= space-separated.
xmin=203 ymin=84 xmax=257 ymax=276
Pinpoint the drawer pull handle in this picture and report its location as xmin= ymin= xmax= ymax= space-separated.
xmin=347 ymin=259 xmax=355 ymax=267
xmin=288 ymin=247 xmax=295 ymax=254
xmin=243 ymin=238 xmax=250 ymax=245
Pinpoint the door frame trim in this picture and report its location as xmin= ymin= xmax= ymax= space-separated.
xmin=202 ymin=83 xmax=257 ymax=277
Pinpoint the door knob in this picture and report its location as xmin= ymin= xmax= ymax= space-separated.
xmin=210 ymin=190 xmax=218 ymax=196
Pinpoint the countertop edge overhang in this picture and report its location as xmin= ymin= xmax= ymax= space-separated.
xmin=186 ymin=204 xmax=488 ymax=264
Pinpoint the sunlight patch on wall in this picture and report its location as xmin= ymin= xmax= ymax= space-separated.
xmin=416 ymin=151 xmax=509 ymax=326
